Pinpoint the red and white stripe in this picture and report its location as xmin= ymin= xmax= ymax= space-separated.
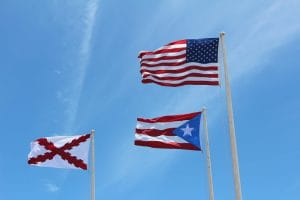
xmin=138 ymin=40 xmax=219 ymax=87
xmin=135 ymin=112 xmax=201 ymax=151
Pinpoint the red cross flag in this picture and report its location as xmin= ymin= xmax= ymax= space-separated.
xmin=28 ymin=134 xmax=91 ymax=170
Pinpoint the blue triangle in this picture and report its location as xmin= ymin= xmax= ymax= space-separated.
xmin=172 ymin=113 xmax=201 ymax=149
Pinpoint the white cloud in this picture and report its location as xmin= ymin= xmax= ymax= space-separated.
xmin=45 ymin=0 xmax=99 ymax=192
xmin=60 ymin=0 xmax=99 ymax=133
xmin=54 ymin=70 xmax=62 ymax=75
xmin=229 ymin=0 xmax=300 ymax=79
xmin=45 ymin=183 xmax=60 ymax=192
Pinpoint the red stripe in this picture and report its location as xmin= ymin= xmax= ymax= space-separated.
xmin=138 ymin=40 xmax=187 ymax=58
xmin=142 ymin=79 xmax=219 ymax=87
xmin=140 ymin=66 xmax=219 ymax=74
xmin=165 ymin=39 xmax=186 ymax=45
xmin=139 ymin=48 xmax=186 ymax=58
xmin=135 ymin=140 xmax=201 ymax=151
xmin=135 ymin=128 xmax=175 ymax=136
xmin=143 ymin=73 xmax=218 ymax=80
xmin=137 ymin=112 xmax=200 ymax=123
xmin=141 ymin=54 xmax=186 ymax=62
xmin=141 ymin=60 xmax=187 ymax=67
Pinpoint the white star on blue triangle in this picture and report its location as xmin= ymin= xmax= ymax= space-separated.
xmin=172 ymin=113 xmax=201 ymax=149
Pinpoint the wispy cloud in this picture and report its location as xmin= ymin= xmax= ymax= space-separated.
xmin=62 ymin=0 xmax=99 ymax=133
xmin=230 ymin=0 xmax=300 ymax=79
xmin=54 ymin=70 xmax=62 ymax=75
xmin=45 ymin=183 xmax=60 ymax=192
xmin=46 ymin=0 xmax=99 ymax=191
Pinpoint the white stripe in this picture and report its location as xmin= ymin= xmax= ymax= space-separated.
xmin=141 ymin=62 xmax=219 ymax=71
xmin=142 ymin=69 xmax=218 ymax=78
xmin=154 ymin=43 xmax=186 ymax=51
xmin=143 ymin=76 xmax=219 ymax=84
xmin=135 ymin=134 xmax=188 ymax=143
xmin=139 ymin=44 xmax=186 ymax=58
xmin=136 ymin=120 xmax=187 ymax=130
xmin=141 ymin=58 xmax=186 ymax=65
xmin=140 ymin=50 xmax=186 ymax=60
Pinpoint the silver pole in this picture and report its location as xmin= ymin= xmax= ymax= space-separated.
xmin=202 ymin=108 xmax=215 ymax=200
xmin=91 ymin=129 xmax=96 ymax=200
xmin=219 ymin=32 xmax=242 ymax=200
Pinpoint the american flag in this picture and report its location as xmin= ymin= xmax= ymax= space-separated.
xmin=135 ymin=112 xmax=202 ymax=151
xmin=138 ymin=38 xmax=219 ymax=87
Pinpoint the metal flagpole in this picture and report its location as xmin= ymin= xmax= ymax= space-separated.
xmin=91 ymin=129 xmax=96 ymax=200
xmin=219 ymin=32 xmax=242 ymax=200
xmin=202 ymin=107 xmax=215 ymax=200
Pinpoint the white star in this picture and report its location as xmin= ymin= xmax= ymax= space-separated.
xmin=181 ymin=124 xmax=194 ymax=137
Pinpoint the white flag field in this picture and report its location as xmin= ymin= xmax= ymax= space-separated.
xmin=28 ymin=134 xmax=91 ymax=170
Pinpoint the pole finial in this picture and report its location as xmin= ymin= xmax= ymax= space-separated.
xmin=220 ymin=32 xmax=225 ymax=36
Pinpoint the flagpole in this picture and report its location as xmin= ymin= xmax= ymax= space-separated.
xmin=219 ymin=32 xmax=242 ymax=200
xmin=202 ymin=107 xmax=215 ymax=200
xmin=91 ymin=129 xmax=96 ymax=200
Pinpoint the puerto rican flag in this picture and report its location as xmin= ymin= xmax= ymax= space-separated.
xmin=135 ymin=112 xmax=202 ymax=151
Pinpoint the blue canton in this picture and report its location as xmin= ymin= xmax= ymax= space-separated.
xmin=186 ymin=38 xmax=219 ymax=64
xmin=172 ymin=113 xmax=202 ymax=149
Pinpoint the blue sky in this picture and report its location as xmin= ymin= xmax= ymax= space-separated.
xmin=0 ymin=0 xmax=300 ymax=199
